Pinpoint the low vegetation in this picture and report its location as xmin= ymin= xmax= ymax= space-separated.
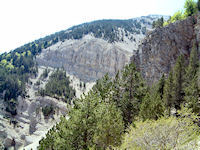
xmin=38 ymin=69 xmax=76 ymax=102
xmin=120 ymin=107 xmax=199 ymax=150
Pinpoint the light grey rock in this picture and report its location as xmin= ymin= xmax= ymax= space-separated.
xmin=133 ymin=14 xmax=200 ymax=84
xmin=36 ymin=35 xmax=134 ymax=82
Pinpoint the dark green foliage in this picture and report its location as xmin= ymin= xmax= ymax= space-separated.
xmin=38 ymin=51 xmax=200 ymax=149
xmin=139 ymin=80 xmax=165 ymax=121
xmin=172 ymin=55 xmax=186 ymax=110
xmin=152 ymin=17 xmax=164 ymax=28
xmin=66 ymin=19 xmax=143 ymax=43
xmin=92 ymin=73 xmax=113 ymax=101
xmin=184 ymin=75 xmax=200 ymax=113
xmin=185 ymin=43 xmax=199 ymax=83
xmin=198 ymin=0 xmax=200 ymax=11
xmin=38 ymin=83 xmax=124 ymax=150
xmin=163 ymin=71 xmax=174 ymax=115
xmin=184 ymin=44 xmax=200 ymax=113
xmin=157 ymin=74 xmax=165 ymax=99
xmin=0 ymin=50 xmax=37 ymax=115
xmin=184 ymin=0 xmax=197 ymax=17
xmin=120 ymin=63 xmax=147 ymax=126
xmin=42 ymin=105 xmax=54 ymax=117
xmin=38 ymin=69 xmax=76 ymax=102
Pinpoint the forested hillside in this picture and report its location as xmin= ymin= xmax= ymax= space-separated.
xmin=0 ymin=15 xmax=160 ymax=116
xmin=38 ymin=0 xmax=200 ymax=149
xmin=38 ymin=44 xmax=200 ymax=149
xmin=1 ymin=0 xmax=200 ymax=149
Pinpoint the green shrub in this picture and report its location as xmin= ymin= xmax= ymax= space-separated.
xmin=119 ymin=107 xmax=199 ymax=150
xmin=42 ymin=105 xmax=54 ymax=117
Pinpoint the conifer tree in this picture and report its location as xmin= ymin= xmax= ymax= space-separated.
xmin=198 ymin=0 xmax=200 ymax=11
xmin=93 ymin=103 xmax=124 ymax=149
xmin=184 ymin=75 xmax=200 ymax=114
xmin=157 ymin=74 xmax=165 ymax=99
xmin=139 ymin=83 xmax=165 ymax=121
xmin=173 ymin=55 xmax=186 ymax=110
xmin=111 ymin=71 xmax=122 ymax=107
xmin=163 ymin=71 xmax=174 ymax=116
xmin=185 ymin=42 xmax=199 ymax=83
xmin=92 ymin=73 xmax=113 ymax=101
xmin=121 ymin=63 xmax=147 ymax=126
xmin=184 ymin=43 xmax=200 ymax=113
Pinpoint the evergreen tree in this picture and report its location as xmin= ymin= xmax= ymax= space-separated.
xmin=185 ymin=42 xmax=199 ymax=84
xmin=163 ymin=71 xmax=174 ymax=116
xmin=92 ymin=73 xmax=113 ymax=101
xmin=38 ymin=81 xmax=124 ymax=149
xmin=93 ymin=103 xmax=124 ymax=149
xmin=139 ymin=84 xmax=165 ymax=121
xmin=173 ymin=55 xmax=186 ymax=110
xmin=157 ymin=74 xmax=165 ymax=99
xmin=111 ymin=71 xmax=122 ymax=107
xmin=184 ymin=43 xmax=200 ymax=113
xmin=120 ymin=63 xmax=147 ymax=126
xmin=184 ymin=75 xmax=200 ymax=114
xmin=198 ymin=0 xmax=200 ymax=11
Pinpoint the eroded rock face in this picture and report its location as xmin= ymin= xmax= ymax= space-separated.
xmin=0 ymin=96 xmax=67 ymax=150
xmin=36 ymin=35 xmax=142 ymax=82
xmin=134 ymin=14 xmax=200 ymax=84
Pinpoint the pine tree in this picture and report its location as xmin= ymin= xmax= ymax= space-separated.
xmin=163 ymin=71 xmax=174 ymax=116
xmin=93 ymin=103 xmax=124 ymax=149
xmin=139 ymin=83 xmax=165 ymax=121
xmin=157 ymin=74 xmax=165 ymax=99
xmin=111 ymin=71 xmax=122 ymax=107
xmin=198 ymin=0 xmax=200 ymax=11
xmin=173 ymin=55 xmax=186 ymax=110
xmin=121 ymin=63 xmax=147 ymax=126
xmin=185 ymin=42 xmax=199 ymax=84
xmin=92 ymin=73 xmax=113 ymax=101
xmin=184 ymin=75 xmax=200 ymax=114
xmin=184 ymin=43 xmax=200 ymax=113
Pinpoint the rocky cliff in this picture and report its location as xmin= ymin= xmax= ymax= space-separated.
xmin=36 ymin=34 xmax=134 ymax=82
xmin=36 ymin=15 xmax=165 ymax=82
xmin=0 ymin=15 xmax=167 ymax=149
xmin=133 ymin=14 xmax=200 ymax=84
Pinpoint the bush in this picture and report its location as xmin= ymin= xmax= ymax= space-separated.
xmin=119 ymin=107 xmax=199 ymax=150
xmin=42 ymin=105 xmax=54 ymax=117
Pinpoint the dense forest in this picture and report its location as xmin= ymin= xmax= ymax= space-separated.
xmin=38 ymin=69 xmax=76 ymax=103
xmin=0 ymin=13 xmax=149 ymax=116
xmin=38 ymin=1 xmax=200 ymax=149
xmin=1 ymin=0 xmax=200 ymax=149
xmin=38 ymin=42 xmax=200 ymax=149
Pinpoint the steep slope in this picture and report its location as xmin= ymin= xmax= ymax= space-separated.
xmin=0 ymin=15 xmax=166 ymax=149
xmin=36 ymin=15 xmax=165 ymax=82
xmin=133 ymin=14 xmax=200 ymax=84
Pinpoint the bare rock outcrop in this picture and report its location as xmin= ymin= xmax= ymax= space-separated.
xmin=134 ymin=14 xmax=200 ymax=84
xmin=36 ymin=35 xmax=142 ymax=82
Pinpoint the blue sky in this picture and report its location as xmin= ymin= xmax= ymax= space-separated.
xmin=0 ymin=0 xmax=187 ymax=53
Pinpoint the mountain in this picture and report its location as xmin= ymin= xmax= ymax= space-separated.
xmin=36 ymin=15 xmax=165 ymax=82
xmin=0 ymin=15 xmax=165 ymax=149
xmin=133 ymin=14 xmax=200 ymax=84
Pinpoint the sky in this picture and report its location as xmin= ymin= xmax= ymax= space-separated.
xmin=0 ymin=0 xmax=186 ymax=53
